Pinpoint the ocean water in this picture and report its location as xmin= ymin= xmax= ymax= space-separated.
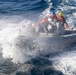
xmin=0 ymin=0 xmax=76 ymax=75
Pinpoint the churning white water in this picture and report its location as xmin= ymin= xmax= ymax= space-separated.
xmin=0 ymin=15 xmax=37 ymax=63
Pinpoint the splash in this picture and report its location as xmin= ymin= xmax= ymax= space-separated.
xmin=0 ymin=15 xmax=38 ymax=63
xmin=49 ymin=47 xmax=76 ymax=75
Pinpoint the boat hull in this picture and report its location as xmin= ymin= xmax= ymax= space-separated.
xmin=14 ymin=30 xmax=76 ymax=55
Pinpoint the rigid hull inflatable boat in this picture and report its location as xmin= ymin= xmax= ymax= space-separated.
xmin=14 ymin=29 xmax=76 ymax=55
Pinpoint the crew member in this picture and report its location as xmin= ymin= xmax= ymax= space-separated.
xmin=40 ymin=17 xmax=49 ymax=32
xmin=49 ymin=11 xmax=57 ymax=23
xmin=57 ymin=12 xmax=69 ymax=29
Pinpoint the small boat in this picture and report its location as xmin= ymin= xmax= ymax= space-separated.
xmin=15 ymin=26 xmax=76 ymax=55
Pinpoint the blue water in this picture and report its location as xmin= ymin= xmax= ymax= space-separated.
xmin=0 ymin=0 xmax=48 ymax=14
xmin=0 ymin=0 xmax=76 ymax=75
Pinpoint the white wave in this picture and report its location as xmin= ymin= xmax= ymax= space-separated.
xmin=0 ymin=15 xmax=38 ymax=63
xmin=49 ymin=47 xmax=76 ymax=75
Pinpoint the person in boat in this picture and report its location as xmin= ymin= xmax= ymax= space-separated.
xmin=31 ymin=14 xmax=57 ymax=33
xmin=49 ymin=10 xmax=57 ymax=24
xmin=57 ymin=11 xmax=69 ymax=29
xmin=39 ymin=10 xmax=58 ymax=33
xmin=55 ymin=11 xmax=69 ymax=35
xmin=31 ymin=23 xmax=40 ymax=34
xmin=40 ymin=17 xmax=49 ymax=33
xmin=46 ymin=10 xmax=58 ymax=33
xmin=31 ymin=23 xmax=36 ymax=32
xmin=31 ymin=10 xmax=57 ymax=33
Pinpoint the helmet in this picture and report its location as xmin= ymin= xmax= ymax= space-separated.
xmin=58 ymin=12 xmax=63 ymax=16
xmin=51 ymin=11 xmax=55 ymax=15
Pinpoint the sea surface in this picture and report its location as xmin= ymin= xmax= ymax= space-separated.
xmin=0 ymin=0 xmax=76 ymax=75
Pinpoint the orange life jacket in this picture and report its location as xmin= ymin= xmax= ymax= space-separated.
xmin=57 ymin=16 xmax=65 ymax=22
xmin=40 ymin=18 xmax=49 ymax=26
xmin=50 ymin=14 xmax=57 ymax=19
